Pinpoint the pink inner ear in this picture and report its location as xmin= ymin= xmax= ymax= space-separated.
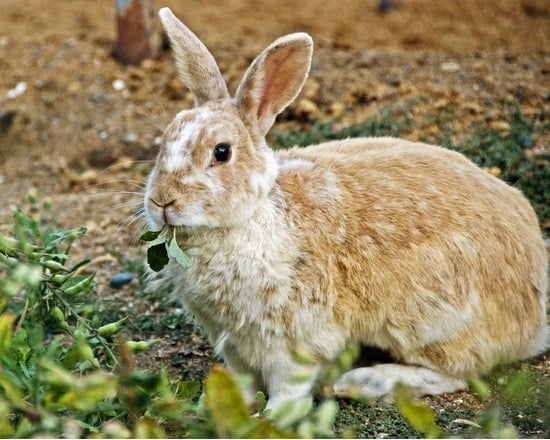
xmin=256 ymin=47 xmax=297 ymax=121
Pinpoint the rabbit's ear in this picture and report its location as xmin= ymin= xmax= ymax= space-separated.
xmin=235 ymin=33 xmax=313 ymax=136
xmin=159 ymin=8 xmax=229 ymax=105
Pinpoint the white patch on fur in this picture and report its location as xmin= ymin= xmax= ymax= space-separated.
xmin=174 ymin=202 xmax=206 ymax=227
xmin=279 ymin=157 xmax=314 ymax=173
xmin=164 ymin=118 xmax=201 ymax=172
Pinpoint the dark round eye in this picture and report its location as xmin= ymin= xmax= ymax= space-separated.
xmin=213 ymin=143 xmax=231 ymax=163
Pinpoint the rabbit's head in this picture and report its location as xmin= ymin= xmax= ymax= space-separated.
xmin=144 ymin=8 xmax=313 ymax=230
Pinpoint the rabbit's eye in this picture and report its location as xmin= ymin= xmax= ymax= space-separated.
xmin=213 ymin=143 xmax=231 ymax=164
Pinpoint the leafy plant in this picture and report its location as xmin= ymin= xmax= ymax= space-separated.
xmin=141 ymin=228 xmax=192 ymax=272
xmin=0 ymin=194 xmax=189 ymax=437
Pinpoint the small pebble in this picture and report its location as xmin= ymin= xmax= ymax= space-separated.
xmin=490 ymin=120 xmax=510 ymax=131
xmin=112 ymin=79 xmax=126 ymax=91
xmin=440 ymin=61 xmax=460 ymax=73
xmin=519 ymin=133 xmax=533 ymax=148
xmin=296 ymin=98 xmax=321 ymax=118
xmin=5 ymin=81 xmax=27 ymax=99
xmin=109 ymin=272 xmax=135 ymax=289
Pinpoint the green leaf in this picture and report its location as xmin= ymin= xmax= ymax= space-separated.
xmin=148 ymin=235 xmax=169 ymax=246
xmin=395 ymin=384 xmax=441 ymax=438
xmin=57 ymin=371 xmax=118 ymax=411
xmin=256 ymin=391 xmax=267 ymax=414
xmin=204 ymin=365 xmax=254 ymax=437
xmin=140 ymin=230 xmax=162 ymax=241
xmin=11 ymin=328 xmax=31 ymax=363
xmin=168 ymin=237 xmax=192 ymax=268
xmin=0 ymin=314 xmax=15 ymax=355
xmin=44 ymin=227 xmax=87 ymax=248
xmin=134 ymin=418 xmax=165 ymax=439
xmin=176 ymin=380 xmax=202 ymax=400
xmin=147 ymin=243 xmax=169 ymax=272
xmin=468 ymin=376 xmax=491 ymax=400
xmin=313 ymin=399 xmax=338 ymax=436
xmin=270 ymin=396 xmax=313 ymax=430
xmin=505 ymin=371 xmax=532 ymax=401
xmin=13 ymin=210 xmax=39 ymax=244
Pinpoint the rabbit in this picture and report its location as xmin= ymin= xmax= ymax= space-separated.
xmin=144 ymin=7 xmax=549 ymax=411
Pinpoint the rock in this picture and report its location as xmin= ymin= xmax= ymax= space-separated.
xmin=67 ymin=82 xmax=81 ymax=94
xmin=109 ymin=272 xmax=135 ymax=289
xmin=490 ymin=121 xmax=510 ymax=131
xmin=434 ymin=98 xmax=449 ymax=110
xmin=60 ymin=159 xmax=99 ymax=186
xmin=483 ymin=167 xmax=502 ymax=177
xmin=110 ymin=156 xmax=134 ymax=171
xmin=330 ymin=102 xmax=346 ymax=118
xmin=440 ymin=61 xmax=461 ymax=73
xmin=5 ymin=82 xmax=27 ymax=99
xmin=462 ymin=102 xmax=482 ymax=114
xmin=296 ymin=98 xmax=321 ymax=118
xmin=112 ymin=79 xmax=126 ymax=91
xmin=302 ymin=78 xmax=320 ymax=100
xmin=0 ymin=111 xmax=16 ymax=133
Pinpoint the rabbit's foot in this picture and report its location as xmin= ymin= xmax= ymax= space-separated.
xmin=333 ymin=364 xmax=466 ymax=398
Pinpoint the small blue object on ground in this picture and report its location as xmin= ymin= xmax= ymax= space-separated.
xmin=109 ymin=272 xmax=135 ymax=289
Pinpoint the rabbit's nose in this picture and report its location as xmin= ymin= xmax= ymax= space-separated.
xmin=149 ymin=197 xmax=176 ymax=208
xmin=149 ymin=198 xmax=177 ymax=224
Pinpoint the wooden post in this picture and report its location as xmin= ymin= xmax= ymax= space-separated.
xmin=114 ymin=0 xmax=161 ymax=65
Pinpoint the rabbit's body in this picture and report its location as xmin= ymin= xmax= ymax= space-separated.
xmin=161 ymin=136 xmax=547 ymax=404
xmin=147 ymin=8 xmax=548 ymax=409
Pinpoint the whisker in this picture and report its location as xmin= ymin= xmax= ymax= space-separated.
xmin=111 ymin=200 xmax=145 ymax=210
xmin=139 ymin=77 xmax=171 ymax=121
xmin=90 ymin=190 xmax=144 ymax=197
xmin=89 ymin=178 xmax=147 ymax=188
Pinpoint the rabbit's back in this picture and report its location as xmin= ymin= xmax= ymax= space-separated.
xmin=277 ymin=137 xmax=548 ymax=376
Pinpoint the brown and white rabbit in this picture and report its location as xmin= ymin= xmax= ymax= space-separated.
xmin=144 ymin=7 xmax=548 ymax=410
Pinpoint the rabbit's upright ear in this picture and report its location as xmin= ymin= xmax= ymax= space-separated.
xmin=235 ymin=33 xmax=313 ymax=136
xmin=159 ymin=8 xmax=229 ymax=105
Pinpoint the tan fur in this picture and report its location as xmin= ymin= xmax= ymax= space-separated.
xmin=146 ymin=8 xmax=548 ymax=409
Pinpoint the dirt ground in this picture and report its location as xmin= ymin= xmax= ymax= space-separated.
xmin=1 ymin=0 xmax=549 ymax=435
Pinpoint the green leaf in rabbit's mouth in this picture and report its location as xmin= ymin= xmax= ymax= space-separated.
xmin=141 ymin=227 xmax=192 ymax=272
xmin=147 ymin=242 xmax=169 ymax=272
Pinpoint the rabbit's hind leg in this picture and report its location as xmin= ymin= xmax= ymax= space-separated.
xmin=333 ymin=364 xmax=466 ymax=399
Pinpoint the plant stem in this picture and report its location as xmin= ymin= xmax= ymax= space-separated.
xmin=54 ymin=290 xmax=119 ymax=369
xmin=14 ymin=291 xmax=30 ymax=332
